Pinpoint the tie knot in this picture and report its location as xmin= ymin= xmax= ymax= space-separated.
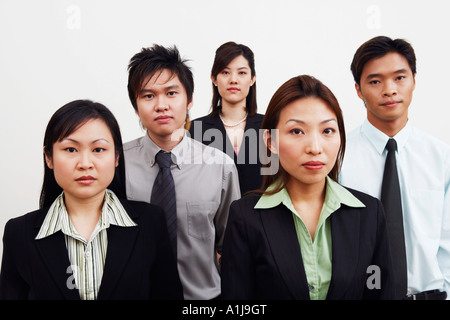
xmin=385 ymin=138 xmax=397 ymax=152
xmin=155 ymin=151 xmax=172 ymax=168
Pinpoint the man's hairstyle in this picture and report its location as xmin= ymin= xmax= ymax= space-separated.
xmin=127 ymin=44 xmax=194 ymax=111
xmin=351 ymin=36 xmax=417 ymax=85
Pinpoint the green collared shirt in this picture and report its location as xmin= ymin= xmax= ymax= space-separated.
xmin=35 ymin=189 xmax=137 ymax=300
xmin=255 ymin=176 xmax=365 ymax=300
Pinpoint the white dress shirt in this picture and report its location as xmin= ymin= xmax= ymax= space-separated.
xmin=124 ymin=132 xmax=241 ymax=299
xmin=340 ymin=119 xmax=450 ymax=296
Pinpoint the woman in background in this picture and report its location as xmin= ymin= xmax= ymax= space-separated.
xmin=221 ymin=75 xmax=395 ymax=300
xmin=0 ymin=100 xmax=182 ymax=300
xmin=189 ymin=41 xmax=264 ymax=195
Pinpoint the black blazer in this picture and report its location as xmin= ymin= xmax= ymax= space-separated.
xmin=0 ymin=198 xmax=183 ymax=300
xmin=221 ymin=187 xmax=395 ymax=300
xmin=189 ymin=113 xmax=264 ymax=195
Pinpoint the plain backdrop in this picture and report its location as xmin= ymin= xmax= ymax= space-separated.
xmin=1 ymin=0 xmax=449 ymax=262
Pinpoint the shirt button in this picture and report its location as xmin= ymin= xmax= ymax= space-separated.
xmin=308 ymin=285 xmax=315 ymax=292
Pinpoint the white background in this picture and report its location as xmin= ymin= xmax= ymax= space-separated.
xmin=1 ymin=0 xmax=449 ymax=261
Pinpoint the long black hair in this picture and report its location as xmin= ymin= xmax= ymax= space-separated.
xmin=210 ymin=41 xmax=258 ymax=117
xmin=39 ymin=100 xmax=126 ymax=208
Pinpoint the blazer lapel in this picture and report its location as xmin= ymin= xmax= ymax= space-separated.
xmin=33 ymin=214 xmax=80 ymax=300
xmin=326 ymin=206 xmax=361 ymax=299
xmin=97 ymin=201 xmax=139 ymax=300
xmin=260 ymin=206 xmax=310 ymax=300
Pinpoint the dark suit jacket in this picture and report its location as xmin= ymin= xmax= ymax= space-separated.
xmin=0 ymin=199 xmax=183 ymax=300
xmin=221 ymin=187 xmax=395 ymax=300
xmin=189 ymin=113 xmax=264 ymax=195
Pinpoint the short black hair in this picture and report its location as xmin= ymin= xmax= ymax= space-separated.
xmin=127 ymin=44 xmax=194 ymax=111
xmin=351 ymin=36 xmax=416 ymax=85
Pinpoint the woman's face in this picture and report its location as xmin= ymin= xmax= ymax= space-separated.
xmin=212 ymin=55 xmax=255 ymax=107
xmin=45 ymin=118 xmax=118 ymax=203
xmin=269 ymin=97 xmax=341 ymax=189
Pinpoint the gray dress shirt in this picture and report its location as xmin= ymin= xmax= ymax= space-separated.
xmin=124 ymin=132 xmax=241 ymax=299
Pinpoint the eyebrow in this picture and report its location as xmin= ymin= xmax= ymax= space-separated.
xmin=223 ymin=66 xmax=250 ymax=70
xmin=366 ymin=68 xmax=409 ymax=80
xmin=285 ymin=118 xmax=337 ymax=125
xmin=60 ymin=138 xmax=111 ymax=144
xmin=140 ymin=84 xmax=180 ymax=94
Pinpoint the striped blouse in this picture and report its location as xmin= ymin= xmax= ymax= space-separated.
xmin=35 ymin=189 xmax=137 ymax=300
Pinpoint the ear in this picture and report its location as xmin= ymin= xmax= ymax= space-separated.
xmin=355 ymin=82 xmax=365 ymax=101
xmin=44 ymin=148 xmax=54 ymax=170
xmin=263 ymin=129 xmax=278 ymax=155
xmin=211 ymin=75 xmax=217 ymax=87
xmin=250 ymin=75 xmax=256 ymax=86
xmin=115 ymin=153 xmax=120 ymax=168
xmin=187 ymin=98 xmax=194 ymax=112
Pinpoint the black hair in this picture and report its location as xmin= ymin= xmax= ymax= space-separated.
xmin=40 ymin=99 xmax=126 ymax=208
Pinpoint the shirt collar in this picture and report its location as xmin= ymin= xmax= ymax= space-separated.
xmin=361 ymin=119 xmax=412 ymax=155
xmin=143 ymin=131 xmax=189 ymax=170
xmin=254 ymin=176 xmax=365 ymax=213
xmin=35 ymin=189 xmax=137 ymax=240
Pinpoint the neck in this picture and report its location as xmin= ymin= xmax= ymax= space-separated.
xmin=367 ymin=113 xmax=408 ymax=138
xmin=64 ymin=191 xmax=105 ymax=219
xmin=64 ymin=191 xmax=105 ymax=241
xmin=285 ymin=177 xmax=326 ymax=205
xmin=220 ymin=101 xmax=247 ymax=123
xmin=147 ymin=128 xmax=184 ymax=151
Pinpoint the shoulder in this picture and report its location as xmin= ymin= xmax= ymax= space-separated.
xmin=119 ymin=198 xmax=167 ymax=229
xmin=343 ymin=187 xmax=380 ymax=207
xmin=246 ymin=113 xmax=264 ymax=129
xmin=189 ymin=137 xmax=235 ymax=165
xmin=409 ymin=125 xmax=450 ymax=154
xmin=123 ymin=136 xmax=146 ymax=153
xmin=230 ymin=193 xmax=262 ymax=212
xmin=191 ymin=114 xmax=216 ymax=123
xmin=3 ymin=208 xmax=47 ymax=241
xmin=120 ymin=198 xmax=164 ymax=219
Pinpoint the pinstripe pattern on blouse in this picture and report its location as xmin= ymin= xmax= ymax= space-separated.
xmin=35 ymin=189 xmax=137 ymax=300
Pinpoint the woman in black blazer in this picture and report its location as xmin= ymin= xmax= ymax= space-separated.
xmin=189 ymin=42 xmax=264 ymax=195
xmin=221 ymin=75 xmax=395 ymax=300
xmin=0 ymin=100 xmax=183 ymax=300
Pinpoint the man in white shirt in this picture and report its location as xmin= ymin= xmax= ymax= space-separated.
xmin=340 ymin=36 xmax=450 ymax=300
xmin=123 ymin=45 xmax=241 ymax=299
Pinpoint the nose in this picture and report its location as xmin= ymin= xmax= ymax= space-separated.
xmin=230 ymin=72 xmax=238 ymax=84
xmin=383 ymin=80 xmax=398 ymax=97
xmin=154 ymin=96 xmax=169 ymax=111
xmin=78 ymin=151 xmax=93 ymax=170
xmin=305 ymin=133 xmax=322 ymax=155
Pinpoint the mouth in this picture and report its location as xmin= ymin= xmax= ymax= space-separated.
xmin=155 ymin=115 xmax=173 ymax=123
xmin=227 ymin=87 xmax=240 ymax=93
xmin=302 ymin=161 xmax=325 ymax=170
xmin=381 ymin=100 xmax=401 ymax=107
xmin=75 ymin=176 xmax=96 ymax=185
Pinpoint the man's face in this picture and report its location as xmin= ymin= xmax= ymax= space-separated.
xmin=135 ymin=69 xmax=193 ymax=144
xmin=356 ymin=52 xmax=416 ymax=132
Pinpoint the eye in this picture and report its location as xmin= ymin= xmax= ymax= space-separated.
xmin=396 ymin=75 xmax=406 ymax=81
xmin=64 ymin=147 xmax=77 ymax=153
xmin=239 ymin=71 xmax=247 ymax=75
xmin=323 ymin=128 xmax=336 ymax=135
xmin=221 ymin=70 xmax=230 ymax=75
xmin=93 ymin=148 xmax=105 ymax=153
xmin=167 ymin=91 xmax=177 ymax=97
xmin=369 ymin=80 xmax=380 ymax=85
xmin=143 ymin=93 xmax=154 ymax=99
xmin=290 ymin=128 xmax=303 ymax=135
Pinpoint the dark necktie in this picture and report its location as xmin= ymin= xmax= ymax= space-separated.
xmin=151 ymin=150 xmax=177 ymax=258
xmin=380 ymin=138 xmax=407 ymax=299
